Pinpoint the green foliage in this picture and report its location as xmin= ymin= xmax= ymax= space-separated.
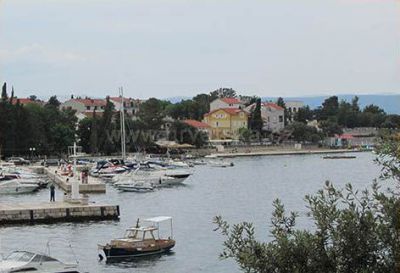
xmin=320 ymin=120 xmax=343 ymax=137
xmin=0 ymin=85 xmax=76 ymax=156
xmin=239 ymin=128 xmax=253 ymax=144
xmin=287 ymin=122 xmax=323 ymax=143
xmin=276 ymin=97 xmax=290 ymax=126
xmin=168 ymin=121 xmax=208 ymax=148
xmin=210 ymin=88 xmax=237 ymax=100
xmin=294 ymin=106 xmax=313 ymax=123
xmin=214 ymin=137 xmax=400 ymax=273
xmin=249 ymin=98 xmax=263 ymax=135
xmin=138 ymin=98 xmax=169 ymax=129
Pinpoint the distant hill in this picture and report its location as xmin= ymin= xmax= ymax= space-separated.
xmin=262 ymin=94 xmax=399 ymax=114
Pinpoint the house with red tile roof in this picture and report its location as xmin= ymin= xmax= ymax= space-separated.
xmin=210 ymin=97 xmax=244 ymax=112
xmin=245 ymin=102 xmax=285 ymax=132
xmin=109 ymin=97 xmax=142 ymax=116
xmin=61 ymin=98 xmax=107 ymax=120
xmin=203 ymin=108 xmax=248 ymax=140
xmin=10 ymin=97 xmax=42 ymax=106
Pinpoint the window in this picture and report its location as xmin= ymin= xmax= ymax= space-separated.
xmin=279 ymin=116 xmax=283 ymax=122
xmin=215 ymin=121 xmax=219 ymax=127
xmin=86 ymin=106 xmax=90 ymax=110
xmin=94 ymin=106 xmax=98 ymax=110
xmin=293 ymin=107 xmax=297 ymax=112
xmin=267 ymin=117 xmax=270 ymax=122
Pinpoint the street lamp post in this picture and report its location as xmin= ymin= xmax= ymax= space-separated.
xmin=29 ymin=147 xmax=36 ymax=160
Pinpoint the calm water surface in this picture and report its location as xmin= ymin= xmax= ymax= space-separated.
xmin=0 ymin=152 xmax=383 ymax=272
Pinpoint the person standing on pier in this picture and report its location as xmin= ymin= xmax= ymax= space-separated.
xmin=50 ymin=183 xmax=55 ymax=202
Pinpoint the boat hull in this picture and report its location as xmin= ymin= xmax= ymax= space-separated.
xmin=102 ymin=242 xmax=175 ymax=259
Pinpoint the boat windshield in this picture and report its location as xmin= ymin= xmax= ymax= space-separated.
xmin=5 ymin=252 xmax=35 ymax=262
xmin=125 ymin=229 xmax=156 ymax=240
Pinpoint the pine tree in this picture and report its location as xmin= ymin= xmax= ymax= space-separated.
xmin=250 ymin=98 xmax=263 ymax=138
xmin=1 ymin=82 xmax=8 ymax=101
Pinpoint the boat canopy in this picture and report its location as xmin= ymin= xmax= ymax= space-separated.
xmin=144 ymin=216 xmax=172 ymax=223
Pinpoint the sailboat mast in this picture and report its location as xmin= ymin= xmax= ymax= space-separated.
xmin=119 ymin=87 xmax=126 ymax=161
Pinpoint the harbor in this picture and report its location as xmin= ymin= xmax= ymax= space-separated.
xmin=0 ymin=152 xmax=381 ymax=273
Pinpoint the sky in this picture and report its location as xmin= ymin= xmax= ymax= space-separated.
xmin=0 ymin=0 xmax=399 ymax=100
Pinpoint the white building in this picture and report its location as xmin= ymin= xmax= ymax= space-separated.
xmin=209 ymin=98 xmax=245 ymax=112
xmin=109 ymin=97 xmax=141 ymax=116
xmin=61 ymin=98 xmax=106 ymax=119
xmin=245 ymin=102 xmax=285 ymax=132
xmin=285 ymin=101 xmax=305 ymax=122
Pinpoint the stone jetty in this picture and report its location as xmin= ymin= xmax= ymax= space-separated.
xmin=32 ymin=166 xmax=106 ymax=193
xmin=0 ymin=201 xmax=120 ymax=225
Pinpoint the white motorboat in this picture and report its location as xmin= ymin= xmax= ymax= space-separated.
xmin=117 ymin=181 xmax=154 ymax=192
xmin=0 ymin=180 xmax=39 ymax=194
xmin=0 ymin=251 xmax=82 ymax=273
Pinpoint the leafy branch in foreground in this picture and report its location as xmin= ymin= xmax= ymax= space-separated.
xmin=214 ymin=136 xmax=400 ymax=273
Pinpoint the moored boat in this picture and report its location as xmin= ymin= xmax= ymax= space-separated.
xmin=99 ymin=216 xmax=175 ymax=260
xmin=0 ymin=180 xmax=39 ymax=194
xmin=117 ymin=181 xmax=154 ymax=192
xmin=0 ymin=251 xmax=82 ymax=273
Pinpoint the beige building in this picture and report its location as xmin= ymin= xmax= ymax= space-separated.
xmin=203 ymin=108 xmax=248 ymax=140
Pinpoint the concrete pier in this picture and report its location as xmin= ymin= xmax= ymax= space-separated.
xmin=33 ymin=167 xmax=106 ymax=193
xmin=0 ymin=201 xmax=120 ymax=225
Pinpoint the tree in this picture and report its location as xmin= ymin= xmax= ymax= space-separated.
xmin=276 ymin=97 xmax=290 ymax=126
xmin=249 ymin=98 xmax=263 ymax=136
xmin=287 ymin=122 xmax=323 ymax=143
xmin=320 ymin=96 xmax=339 ymax=120
xmin=1 ymin=82 xmax=7 ymax=101
xmin=99 ymin=97 xmax=116 ymax=155
xmin=214 ymin=136 xmax=400 ymax=273
xmin=77 ymin=117 xmax=93 ymax=154
xmin=320 ymin=120 xmax=342 ymax=137
xmin=138 ymin=98 xmax=168 ymax=130
xmin=46 ymin=96 xmax=61 ymax=108
xmin=294 ymin=106 xmax=314 ymax=123
xmin=168 ymin=121 xmax=208 ymax=148
xmin=209 ymin=88 xmax=237 ymax=100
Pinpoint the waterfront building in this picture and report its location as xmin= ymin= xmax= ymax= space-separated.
xmin=109 ymin=97 xmax=142 ymax=116
xmin=203 ymin=108 xmax=248 ymax=140
xmin=209 ymin=97 xmax=245 ymax=111
xmin=183 ymin=119 xmax=211 ymax=137
xmin=285 ymin=101 xmax=305 ymax=122
xmin=245 ymin=102 xmax=285 ymax=132
xmin=61 ymin=98 xmax=106 ymax=120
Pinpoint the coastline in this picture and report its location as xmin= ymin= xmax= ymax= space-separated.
xmin=208 ymin=148 xmax=370 ymax=158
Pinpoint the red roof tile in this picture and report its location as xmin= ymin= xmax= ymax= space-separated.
xmin=184 ymin=119 xmax=210 ymax=128
xmin=220 ymin=98 xmax=242 ymax=104
xmin=72 ymin=99 xmax=106 ymax=107
xmin=10 ymin=98 xmax=37 ymax=105
xmin=263 ymin=102 xmax=284 ymax=111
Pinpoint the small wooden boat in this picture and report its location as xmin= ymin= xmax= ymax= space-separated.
xmin=323 ymin=155 xmax=357 ymax=159
xmin=99 ymin=216 xmax=175 ymax=260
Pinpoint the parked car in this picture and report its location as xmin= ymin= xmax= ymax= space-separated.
xmin=7 ymin=157 xmax=30 ymax=165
